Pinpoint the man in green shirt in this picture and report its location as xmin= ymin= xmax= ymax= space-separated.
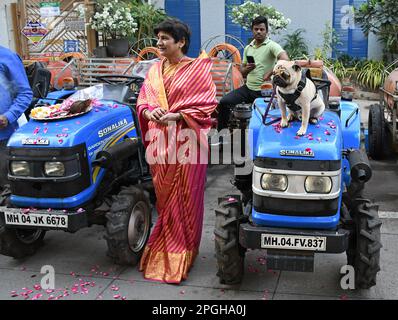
xmin=217 ymin=16 xmax=289 ymax=129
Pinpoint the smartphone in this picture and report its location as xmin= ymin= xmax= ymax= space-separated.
xmin=246 ymin=55 xmax=255 ymax=64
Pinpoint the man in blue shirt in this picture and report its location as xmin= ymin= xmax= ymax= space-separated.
xmin=0 ymin=45 xmax=33 ymax=188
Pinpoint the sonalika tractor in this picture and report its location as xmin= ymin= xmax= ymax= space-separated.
xmin=0 ymin=70 xmax=154 ymax=266
xmin=215 ymin=72 xmax=382 ymax=289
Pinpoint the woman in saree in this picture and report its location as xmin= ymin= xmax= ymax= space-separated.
xmin=136 ymin=19 xmax=218 ymax=284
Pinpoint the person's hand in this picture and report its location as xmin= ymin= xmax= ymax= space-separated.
xmin=0 ymin=115 xmax=9 ymax=129
xmin=263 ymin=71 xmax=273 ymax=81
xmin=145 ymin=108 xmax=166 ymax=122
xmin=159 ymin=112 xmax=182 ymax=125
xmin=242 ymin=63 xmax=256 ymax=74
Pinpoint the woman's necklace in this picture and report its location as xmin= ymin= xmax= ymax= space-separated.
xmin=163 ymin=55 xmax=186 ymax=95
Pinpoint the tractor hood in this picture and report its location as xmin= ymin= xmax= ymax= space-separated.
xmin=7 ymin=101 xmax=136 ymax=150
xmin=253 ymin=110 xmax=342 ymax=161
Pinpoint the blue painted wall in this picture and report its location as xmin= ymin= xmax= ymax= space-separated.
xmin=164 ymin=0 xmax=201 ymax=57
xmin=333 ymin=0 xmax=368 ymax=58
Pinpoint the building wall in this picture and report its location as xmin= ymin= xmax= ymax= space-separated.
xmin=0 ymin=0 xmax=17 ymax=51
xmin=263 ymin=0 xmax=334 ymax=57
xmin=157 ymin=0 xmax=382 ymax=60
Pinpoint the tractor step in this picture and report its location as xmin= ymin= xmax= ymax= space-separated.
xmin=267 ymin=249 xmax=314 ymax=272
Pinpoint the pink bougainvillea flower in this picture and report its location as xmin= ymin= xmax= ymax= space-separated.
xmin=319 ymin=117 xmax=324 ymax=121
xmin=43 ymin=127 xmax=48 ymax=134
xmin=102 ymin=272 xmax=109 ymax=277
xmin=33 ymin=285 xmax=41 ymax=291
xmin=58 ymin=139 xmax=64 ymax=144
xmin=112 ymin=104 xmax=119 ymax=109
xmin=31 ymin=293 xmax=43 ymax=300
xmin=33 ymin=127 xmax=40 ymax=135
xmin=113 ymin=294 xmax=121 ymax=299
xmin=46 ymin=289 xmax=54 ymax=294
xmin=121 ymin=296 xmax=127 ymax=300
xmin=111 ymin=285 xmax=119 ymax=291
xmin=308 ymin=137 xmax=314 ymax=141
xmin=47 ymin=208 xmax=52 ymax=212
xmin=324 ymin=130 xmax=331 ymax=135
xmin=22 ymin=208 xmax=30 ymax=214
xmin=305 ymin=148 xmax=312 ymax=153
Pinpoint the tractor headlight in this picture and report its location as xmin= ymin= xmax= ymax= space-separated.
xmin=44 ymin=162 xmax=65 ymax=177
xmin=305 ymin=176 xmax=332 ymax=194
xmin=261 ymin=173 xmax=288 ymax=191
xmin=10 ymin=161 xmax=30 ymax=176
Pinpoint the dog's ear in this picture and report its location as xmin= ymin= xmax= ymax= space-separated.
xmin=292 ymin=64 xmax=301 ymax=72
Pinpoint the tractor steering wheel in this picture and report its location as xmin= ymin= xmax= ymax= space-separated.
xmin=96 ymin=75 xmax=144 ymax=86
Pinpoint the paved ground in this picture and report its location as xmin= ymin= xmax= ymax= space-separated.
xmin=0 ymin=100 xmax=397 ymax=301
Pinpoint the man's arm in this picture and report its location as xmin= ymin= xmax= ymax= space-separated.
xmin=277 ymin=51 xmax=289 ymax=61
xmin=240 ymin=46 xmax=256 ymax=78
xmin=263 ymin=50 xmax=290 ymax=81
xmin=1 ymin=53 xmax=33 ymax=128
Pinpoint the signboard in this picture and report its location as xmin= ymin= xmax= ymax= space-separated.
xmin=21 ymin=21 xmax=49 ymax=45
xmin=40 ymin=2 xmax=61 ymax=18
xmin=64 ymin=40 xmax=79 ymax=53
xmin=65 ymin=18 xmax=86 ymax=31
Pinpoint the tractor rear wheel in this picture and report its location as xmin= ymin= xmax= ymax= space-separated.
xmin=346 ymin=199 xmax=382 ymax=289
xmin=0 ymin=187 xmax=46 ymax=259
xmin=105 ymin=186 xmax=152 ymax=265
xmin=214 ymin=196 xmax=246 ymax=284
xmin=368 ymin=104 xmax=386 ymax=160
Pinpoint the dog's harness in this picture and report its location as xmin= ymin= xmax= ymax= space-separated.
xmin=278 ymin=70 xmax=318 ymax=112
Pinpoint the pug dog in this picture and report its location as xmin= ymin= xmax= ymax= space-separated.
xmin=272 ymin=60 xmax=325 ymax=136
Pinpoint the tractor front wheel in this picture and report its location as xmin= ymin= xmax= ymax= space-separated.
xmin=214 ymin=196 xmax=246 ymax=285
xmin=0 ymin=187 xmax=46 ymax=259
xmin=346 ymin=199 xmax=382 ymax=289
xmin=105 ymin=186 xmax=152 ymax=265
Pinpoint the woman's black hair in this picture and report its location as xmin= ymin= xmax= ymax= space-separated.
xmin=154 ymin=18 xmax=191 ymax=54
xmin=251 ymin=16 xmax=269 ymax=32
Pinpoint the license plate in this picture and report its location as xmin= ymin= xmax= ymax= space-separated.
xmin=261 ymin=234 xmax=327 ymax=251
xmin=4 ymin=211 xmax=68 ymax=228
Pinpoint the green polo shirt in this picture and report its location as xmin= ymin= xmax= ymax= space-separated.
xmin=243 ymin=38 xmax=285 ymax=91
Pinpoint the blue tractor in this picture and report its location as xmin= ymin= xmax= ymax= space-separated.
xmin=0 ymin=73 xmax=154 ymax=265
xmin=214 ymin=77 xmax=382 ymax=289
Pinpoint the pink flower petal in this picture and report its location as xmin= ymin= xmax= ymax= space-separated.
xmin=33 ymin=127 xmax=40 ymax=135
xmin=308 ymin=137 xmax=314 ymax=140
xmin=113 ymin=294 xmax=121 ymax=299
xmin=43 ymin=127 xmax=48 ymax=134
xmin=305 ymin=148 xmax=312 ymax=153
xmin=47 ymin=208 xmax=52 ymax=212
xmin=77 ymin=208 xmax=85 ymax=213
xmin=22 ymin=208 xmax=30 ymax=214
xmin=58 ymin=139 xmax=64 ymax=144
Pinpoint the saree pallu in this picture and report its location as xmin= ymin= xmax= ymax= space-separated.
xmin=137 ymin=53 xmax=218 ymax=283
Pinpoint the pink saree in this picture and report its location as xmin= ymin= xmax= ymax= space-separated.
xmin=137 ymin=52 xmax=218 ymax=283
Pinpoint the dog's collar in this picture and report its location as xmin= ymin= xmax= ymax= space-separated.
xmin=278 ymin=70 xmax=317 ymax=112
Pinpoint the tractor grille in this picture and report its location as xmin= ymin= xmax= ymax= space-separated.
xmin=253 ymin=194 xmax=339 ymax=217
xmin=7 ymin=143 xmax=90 ymax=198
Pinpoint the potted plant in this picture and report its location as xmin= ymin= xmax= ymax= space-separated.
xmin=89 ymin=0 xmax=138 ymax=57
xmin=229 ymin=0 xmax=290 ymax=34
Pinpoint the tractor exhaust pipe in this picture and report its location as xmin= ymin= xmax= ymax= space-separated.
xmin=92 ymin=138 xmax=141 ymax=168
xmin=347 ymin=149 xmax=372 ymax=183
